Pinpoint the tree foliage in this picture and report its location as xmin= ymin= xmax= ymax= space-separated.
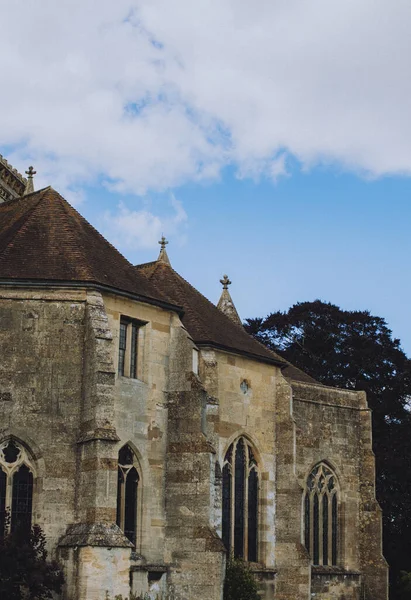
xmin=223 ymin=557 xmax=259 ymax=600
xmin=0 ymin=519 xmax=64 ymax=600
xmin=245 ymin=300 xmax=411 ymax=599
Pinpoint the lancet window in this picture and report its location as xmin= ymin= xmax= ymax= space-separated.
xmin=116 ymin=444 xmax=140 ymax=546
xmin=222 ymin=437 xmax=259 ymax=562
xmin=0 ymin=439 xmax=34 ymax=537
xmin=304 ymin=462 xmax=338 ymax=566
xmin=118 ymin=317 xmax=146 ymax=379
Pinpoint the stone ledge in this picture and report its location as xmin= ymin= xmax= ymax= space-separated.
xmin=311 ymin=565 xmax=361 ymax=578
xmin=58 ymin=522 xmax=133 ymax=548
xmin=77 ymin=427 xmax=120 ymax=443
xmin=131 ymin=564 xmax=169 ymax=573
xmin=249 ymin=564 xmax=277 ymax=575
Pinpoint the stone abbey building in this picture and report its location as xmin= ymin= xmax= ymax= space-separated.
xmin=0 ymin=157 xmax=388 ymax=599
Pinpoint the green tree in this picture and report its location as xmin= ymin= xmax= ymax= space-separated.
xmin=245 ymin=300 xmax=411 ymax=600
xmin=0 ymin=519 xmax=64 ymax=600
xmin=223 ymin=557 xmax=259 ymax=600
xmin=398 ymin=571 xmax=411 ymax=600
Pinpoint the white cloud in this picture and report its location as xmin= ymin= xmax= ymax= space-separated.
xmin=101 ymin=194 xmax=187 ymax=251
xmin=1 ymin=0 xmax=411 ymax=195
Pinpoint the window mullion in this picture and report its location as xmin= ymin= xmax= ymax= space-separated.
xmin=120 ymin=469 xmax=127 ymax=530
xmin=124 ymin=323 xmax=132 ymax=377
xmin=319 ymin=492 xmax=324 ymax=566
xmin=230 ymin=449 xmax=235 ymax=553
xmin=244 ymin=447 xmax=249 ymax=560
xmin=309 ymin=492 xmax=314 ymax=559
xmin=328 ymin=493 xmax=333 ymax=566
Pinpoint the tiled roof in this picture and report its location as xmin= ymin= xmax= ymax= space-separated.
xmin=0 ymin=187 xmax=180 ymax=310
xmin=135 ymin=260 xmax=291 ymax=368
xmin=0 ymin=186 xmax=316 ymax=381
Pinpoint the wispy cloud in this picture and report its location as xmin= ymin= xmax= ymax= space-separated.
xmin=101 ymin=194 xmax=187 ymax=251
xmin=1 ymin=0 xmax=411 ymax=197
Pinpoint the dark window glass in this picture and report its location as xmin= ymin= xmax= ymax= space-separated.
xmin=234 ymin=438 xmax=245 ymax=558
xmin=11 ymin=465 xmax=33 ymax=533
xmin=124 ymin=467 xmax=139 ymax=545
xmin=222 ymin=463 xmax=231 ymax=552
xmin=313 ymin=493 xmax=319 ymax=565
xmin=116 ymin=468 xmax=124 ymax=528
xmin=119 ymin=445 xmax=134 ymax=465
xmin=332 ymin=494 xmax=338 ymax=565
xmin=4 ymin=440 xmax=20 ymax=464
xmin=322 ymin=494 xmax=328 ymax=565
xmin=248 ymin=469 xmax=258 ymax=562
xmin=130 ymin=323 xmax=138 ymax=379
xmin=0 ymin=469 xmax=6 ymax=539
xmin=304 ymin=493 xmax=310 ymax=552
xmin=117 ymin=445 xmax=140 ymax=547
xmin=118 ymin=322 xmax=127 ymax=376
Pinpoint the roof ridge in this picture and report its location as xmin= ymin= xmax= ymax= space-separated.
xmin=139 ymin=261 xmax=216 ymax=339
xmin=143 ymin=262 xmax=287 ymax=363
xmin=48 ymin=187 xmax=137 ymax=270
xmin=135 ymin=260 xmax=158 ymax=270
xmin=50 ymin=190 xmax=98 ymax=281
xmin=0 ymin=185 xmax=51 ymax=207
xmin=0 ymin=190 xmax=48 ymax=265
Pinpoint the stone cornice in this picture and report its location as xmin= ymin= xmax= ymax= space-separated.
xmin=0 ymin=155 xmax=26 ymax=200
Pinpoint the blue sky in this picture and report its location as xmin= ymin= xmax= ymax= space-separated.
xmin=75 ymin=164 xmax=411 ymax=353
xmin=2 ymin=1 xmax=411 ymax=352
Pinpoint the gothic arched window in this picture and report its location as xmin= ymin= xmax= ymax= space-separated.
xmin=222 ymin=437 xmax=259 ymax=561
xmin=304 ymin=463 xmax=338 ymax=566
xmin=116 ymin=445 xmax=140 ymax=546
xmin=0 ymin=439 xmax=34 ymax=537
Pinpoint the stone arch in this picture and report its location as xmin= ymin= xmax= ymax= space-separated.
xmin=0 ymin=437 xmax=37 ymax=535
xmin=0 ymin=429 xmax=45 ymax=478
xmin=221 ymin=435 xmax=261 ymax=562
xmin=220 ymin=431 xmax=265 ymax=472
xmin=116 ymin=441 xmax=145 ymax=550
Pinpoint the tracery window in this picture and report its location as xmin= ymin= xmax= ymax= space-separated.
xmin=304 ymin=462 xmax=338 ymax=566
xmin=116 ymin=445 xmax=140 ymax=546
xmin=0 ymin=439 xmax=34 ymax=537
xmin=222 ymin=437 xmax=259 ymax=561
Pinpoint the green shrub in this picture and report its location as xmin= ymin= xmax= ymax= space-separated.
xmin=0 ymin=519 xmax=64 ymax=600
xmin=223 ymin=557 xmax=259 ymax=600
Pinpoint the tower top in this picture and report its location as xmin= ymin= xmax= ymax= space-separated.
xmin=24 ymin=166 xmax=36 ymax=195
xmin=157 ymin=236 xmax=171 ymax=265
xmin=217 ymin=274 xmax=242 ymax=326
xmin=0 ymin=155 xmax=26 ymax=202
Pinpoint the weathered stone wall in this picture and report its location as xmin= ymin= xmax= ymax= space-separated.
xmin=200 ymin=348 xmax=280 ymax=599
xmin=311 ymin=569 xmax=362 ymax=600
xmin=105 ymin=294 xmax=173 ymax=567
xmin=0 ymin=288 xmax=133 ymax=600
xmin=0 ymin=288 xmax=86 ymax=551
xmin=0 ymin=286 xmax=388 ymax=600
xmin=292 ymin=381 xmax=388 ymax=600
xmin=104 ymin=296 xmax=226 ymax=600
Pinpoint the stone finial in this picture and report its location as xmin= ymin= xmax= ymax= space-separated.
xmin=220 ymin=274 xmax=231 ymax=290
xmin=157 ymin=235 xmax=171 ymax=265
xmin=24 ymin=166 xmax=36 ymax=195
xmin=217 ymin=274 xmax=242 ymax=326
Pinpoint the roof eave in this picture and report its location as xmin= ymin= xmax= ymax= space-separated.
xmin=195 ymin=341 xmax=286 ymax=368
xmin=0 ymin=279 xmax=185 ymax=316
